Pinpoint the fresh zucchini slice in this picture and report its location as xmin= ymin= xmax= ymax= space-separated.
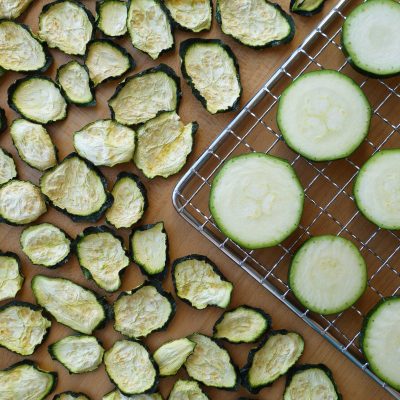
xmin=114 ymin=281 xmax=176 ymax=339
xmin=0 ymin=0 xmax=34 ymax=19
xmin=31 ymin=275 xmax=108 ymax=334
xmin=56 ymin=61 xmax=95 ymax=106
xmin=213 ymin=305 xmax=271 ymax=343
xmin=96 ymin=0 xmax=128 ymax=37
xmin=0 ymin=107 xmax=6 ymax=134
xmin=49 ymin=335 xmax=104 ymax=374
xmin=104 ymin=340 xmax=158 ymax=395
xmin=169 ymin=380 xmax=209 ymax=400
xmin=8 ymin=76 xmax=67 ymax=124
xmin=277 ymin=70 xmax=371 ymax=161
xmin=38 ymin=0 xmax=94 ymax=56
xmin=0 ymin=148 xmax=17 ymax=185
xmin=153 ymin=338 xmax=196 ymax=376
xmin=108 ymin=64 xmax=181 ymax=126
xmin=0 ymin=301 xmax=51 ymax=356
xmin=75 ymin=225 xmax=130 ymax=292
xmin=40 ymin=153 xmax=113 ymax=222
xmin=242 ymin=330 xmax=304 ymax=393
xmin=172 ymin=254 xmax=233 ymax=310
xmin=106 ymin=172 xmax=148 ymax=229
xmin=103 ymin=391 xmax=163 ymax=400
xmin=127 ymin=0 xmax=174 ymax=59
xmin=73 ymin=119 xmax=136 ymax=167
xmin=10 ymin=119 xmax=58 ymax=171
xmin=180 ymin=38 xmax=241 ymax=114
xmin=0 ymin=180 xmax=47 ymax=225
xmin=290 ymin=0 xmax=326 ymax=16
xmin=210 ymin=153 xmax=304 ymax=249
xmin=184 ymin=333 xmax=238 ymax=389
xmin=0 ymin=252 xmax=23 ymax=301
xmin=54 ymin=392 xmax=91 ymax=400
xmin=289 ymin=235 xmax=367 ymax=315
xmin=354 ymin=149 xmax=400 ymax=230
xmin=361 ymin=296 xmax=400 ymax=390
xmin=216 ymin=0 xmax=295 ymax=48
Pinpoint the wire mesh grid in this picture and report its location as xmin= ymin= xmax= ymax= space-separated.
xmin=172 ymin=0 xmax=400 ymax=397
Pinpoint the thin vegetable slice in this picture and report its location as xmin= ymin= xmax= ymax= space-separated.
xmin=96 ymin=0 xmax=128 ymax=37
xmin=0 ymin=148 xmax=17 ymax=185
xmin=103 ymin=391 xmax=163 ymax=400
xmin=0 ymin=0 xmax=34 ymax=19
xmin=0 ymin=252 xmax=23 ymax=301
xmin=290 ymin=0 xmax=326 ymax=15
xmin=54 ymin=392 xmax=91 ymax=400
xmin=169 ymin=380 xmax=209 ymax=399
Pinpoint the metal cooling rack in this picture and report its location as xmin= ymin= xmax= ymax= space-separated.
xmin=172 ymin=0 xmax=400 ymax=397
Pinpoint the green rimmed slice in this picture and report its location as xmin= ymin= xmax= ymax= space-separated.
xmin=0 ymin=251 xmax=23 ymax=301
xmin=169 ymin=380 xmax=209 ymax=399
xmin=96 ymin=0 xmax=128 ymax=37
xmin=53 ymin=392 xmax=91 ymax=400
xmin=103 ymin=391 xmax=163 ymax=400
xmin=290 ymin=0 xmax=326 ymax=15
xmin=0 ymin=148 xmax=17 ymax=185
xmin=0 ymin=0 xmax=34 ymax=19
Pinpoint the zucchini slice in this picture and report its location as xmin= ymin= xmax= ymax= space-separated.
xmin=153 ymin=338 xmax=196 ymax=376
xmin=0 ymin=107 xmax=6 ymax=134
xmin=172 ymin=254 xmax=233 ymax=310
xmin=73 ymin=119 xmax=136 ymax=167
xmin=0 ymin=301 xmax=51 ymax=356
xmin=106 ymin=172 xmax=148 ymax=229
xmin=0 ymin=180 xmax=47 ymax=225
xmin=289 ymin=235 xmax=367 ymax=315
xmin=108 ymin=64 xmax=181 ymax=126
xmin=354 ymin=149 xmax=400 ymax=230
xmin=134 ymin=111 xmax=197 ymax=179
xmin=56 ymin=61 xmax=95 ymax=106
xmin=277 ymin=70 xmax=371 ymax=161
xmin=40 ymin=153 xmax=113 ymax=222
xmin=20 ymin=223 xmax=71 ymax=268
xmin=213 ymin=305 xmax=271 ymax=344
xmin=38 ymin=0 xmax=94 ymax=56
xmin=184 ymin=333 xmax=238 ymax=389
xmin=31 ymin=275 xmax=108 ymax=334
xmin=130 ymin=222 xmax=168 ymax=279
xmin=96 ymin=0 xmax=128 ymax=37
xmin=10 ymin=119 xmax=58 ymax=171
xmin=8 ymin=76 xmax=68 ymax=124
xmin=290 ymin=0 xmax=326 ymax=16
xmin=242 ymin=330 xmax=304 ymax=393
xmin=180 ymin=38 xmax=241 ymax=114
xmin=103 ymin=391 xmax=163 ymax=400
xmin=104 ymin=340 xmax=158 ymax=395
xmin=216 ymin=0 xmax=295 ymax=48
xmin=0 ymin=0 xmax=34 ymax=19
xmin=75 ymin=225 xmax=130 ymax=292
xmin=0 ymin=252 xmax=23 ymax=301
xmin=54 ymin=392 xmax=91 ymax=400
xmin=169 ymin=380 xmax=209 ymax=399
xmin=210 ymin=153 xmax=304 ymax=249
xmin=127 ymin=0 xmax=174 ymax=59
xmin=361 ymin=296 xmax=400 ymax=390
xmin=0 ymin=148 xmax=17 ymax=185
xmin=49 ymin=335 xmax=104 ymax=374
xmin=114 ymin=281 xmax=176 ymax=339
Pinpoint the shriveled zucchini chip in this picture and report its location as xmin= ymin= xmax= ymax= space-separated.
xmin=96 ymin=0 xmax=128 ymax=37
xmin=0 ymin=107 xmax=6 ymax=133
xmin=241 ymin=330 xmax=304 ymax=393
xmin=8 ymin=76 xmax=67 ymax=124
xmin=0 ymin=252 xmax=23 ymax=301
xmin=49 ymin=335 xmax=104 ymax=374
xmin=180 ymin=38 xmax=242 ymax=114
xmin=38 ymin=0 xmax=94 ymax=56
xmin=10 ymin=119 xmax=58 ymax=171
xmin=32 ymin=275 xmax=108 ymax=334
xmin=0 ymin=0 xmax=34 ymax=19
xmin=0 ymin=180 xmax=47 ymax=225
xmin=185 ymin=333 xmax=239 ymax=389
xmin=114 ymin=281 xmax=176 ymax=339
xmin=106 ymin=172 xmax=148 ymax=229
xmin=153 ymin=338 xmax=196 ymax=376
xmin=40 ymin=153 xmax=113 ymax=222
xmin=103 ymin=391 xmax=163 ymax=400
xmin=108 ymin=64 xmax=181 ymax=126
xmin=169 ymin=380 xmax=209 ymax=400
xmin=290 ymin=0 xmax=326 ymax=15
xmin=172 ymin=254 xmax=233 ymax=310
xmin=104 ymin=340 xmax=158 ymax=395
xmin=75 ymin=225 xmax=130 ymax=292
xmin=74 ymin=119 xmax=135 ymax=167
xmin=0 ymin=148 xmax=17 ymax=185
xmin=54 ymin=392 xmax=91 ymax=400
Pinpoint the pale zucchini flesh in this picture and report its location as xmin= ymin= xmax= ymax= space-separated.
xmin=0 ymin=148 xmax=17 ymax=185
xmin=96 ymin=0 xmax=128 ymax=37
xmin=0 ymin=0 xmax=34 ymax=19
xmin=290 ymin=0 xmax=326 ymax=15
xmin=54 ymin=392 xmax=91 ymax=400
xmin=103 ymin=391 xmax=163 ymax=400
xmin=0 ymin=252 xmax=23 ymax=301
xmin=169 ymin=380 xmax=209 ymax=400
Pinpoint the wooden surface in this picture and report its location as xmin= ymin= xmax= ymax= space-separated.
xmin=0 ymin=1 xmax=393 ymax=399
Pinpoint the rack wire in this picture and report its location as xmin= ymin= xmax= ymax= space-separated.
xmin=172 ymin=0 xmax=400 ymax=398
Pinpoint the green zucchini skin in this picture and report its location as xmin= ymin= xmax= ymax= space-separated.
xmin=96 ymin=0 xmax=128 ymax=38
xmin=0 ymin=107 xmax=6 ymax=133
xmin=0 ymin=251 xmax=23 ymax=300
xmin=53 ymin=392 xmax=91 ymax=399
xmin=289 ymin=0 xmax=326 ymax=16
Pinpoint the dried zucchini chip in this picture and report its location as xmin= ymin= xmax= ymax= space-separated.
xmin=96 ymin=0 xmax=128 ymax=37
xmin=0 ymin=252 xmax=23 ymax=301
xmin=103 ymin=391 xmax=163 ymax=400
xmin=0 ymin=148 xmax=17 ymax=185
xmin=54 ymin=392 xmax=91 ymax=400
xmin=290 ymin=0 xmax=326 ymax=15
xmin=0 ymin=0 xmax=34 ymax=19
xmin=169 ymin=380 xmax=209 ymax=399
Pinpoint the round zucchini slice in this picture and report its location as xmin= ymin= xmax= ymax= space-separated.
xmin=54 ymin=392 xmax=91 ymax=400
xmin=0 ymin=0 xmax=34 ymax=19
xmin=290 ymin=0 xmax=326 ymax=16
xmin=103 ymin=391 xmax=163 ymax=400
xmin=96 ymin=0 xmax=128 ymax=37
xmin=0 ymin=251 xmax=23 ymax=301
xmin=0 ymin=148 xmax=17 ymax=185
xmin=169 ymin=380 xmax=209 ymax=400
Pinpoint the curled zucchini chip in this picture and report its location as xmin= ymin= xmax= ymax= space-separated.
xmin=8 ymin=76 xmax=67 ymax=124
xmin=0 ymin=180 xmax=47 ymax=225
xmin=104 ymin=340 xmax=158 ymax=395
xmin=108 ymin=64 xmax=181 ymax=126
xmin=0 ymin=251 xmax=23 ymax=301
xmin=10 ymin=119 xmax=57 ymax=171
xmin=106 ymin=172 xmax=148 ymax=229
xmin=290 ymin=0 xmax=325 ymax=15
xmin=185 ymin=333 xmax=238 ymax=389
xmin=172 ymin=254 xmax=233 ymax=310
xmin=96 ymin=0 xmax=128 ymax=37
xmin=40 ymin=153 xmax=113 ymax=222
xmin=0 ymin=0 xmax=34 ymax=19
xmin=49 ymin=335 xmax=104 ymax=374
xmin=0 ymin=148 xmax=17 ymax=185
xmin=54 ymin=392 xmax=91 ymax=400
xmin=114 ymin=281 xmax=176 ymax=339
xmin=180 ymin=38 xmax=242 ymax=114
xmin=103 ymin=391 xmax=163 ymax=400
xmin=0 ymin=107 xmax=6 ymax=134
xmin=169 ymin=380 xmax=209 ymax=400
xmin=75 ymin=225 xmax=130 ymax=292
xmin=32 ymin=275 xmax=109 ymax=334
xmin=38 ymin=0 xmax=94 ymax=56
xmin=74 ymin=119 xmax=136 ymax=167
xmin=0 ymin=301 xmax=51 ymax=356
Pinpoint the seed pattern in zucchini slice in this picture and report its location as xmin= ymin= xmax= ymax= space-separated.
xmin=0 ymin=251 xmax=23 ymax=301
xmin=169 ymin=379 xmax=210 ymax=399
xmin=103 ymin=391 xmax=164 ymax=400
xmin=96 ymin=0 xmax=128 ymax=37
xmin=0 ymin=0 xmax=34 ymax=19
xmin=172 ymin=254 xmax=233 ymax=310
xmin=0 ymin=107 xmax=7 ymax=133
xmin=53 ymin=391 xmax=92 ymax=400
xmin=75 ymin=225 xmax=130 ymax=292
xmin=290 ymin=0 xmax=326 ymax=15
xmin=0 ymin=148 xmax=17 ymax=185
